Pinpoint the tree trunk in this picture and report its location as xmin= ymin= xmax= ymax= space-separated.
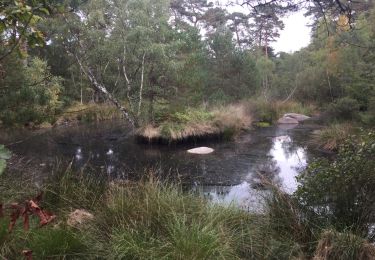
xmin=73 ymin=52 xmax=137 ymax=128
xmin=137 ymin=53 xmax=146 ymax=117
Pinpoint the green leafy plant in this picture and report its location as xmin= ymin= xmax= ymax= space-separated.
xmin=296 ymin=131 xmax=375 ymax=237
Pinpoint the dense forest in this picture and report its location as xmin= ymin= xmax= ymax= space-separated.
xmin=1 ymin=0 xmax=375 ymax=259
xmin=1 ymin=0 xmax=374 ymax=129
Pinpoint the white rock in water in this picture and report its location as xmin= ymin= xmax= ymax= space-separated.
xmin=277 ymin=117 xmax=299 ymax=124
xmin=284 ymin=113 xmax=311 ymax=122
xmin=187 ymin=147 xmax=214 ymax=154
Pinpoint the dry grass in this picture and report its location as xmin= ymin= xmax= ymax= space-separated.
xmin=136 ymin=103 xmax=253 ymax=143
xmin=55 ymin=102 xmax=122 ymax=125
xmin=212 ymin=103 xmax=253 ymax=131
xmin=311 ymin=123 xmax=355 ymax=152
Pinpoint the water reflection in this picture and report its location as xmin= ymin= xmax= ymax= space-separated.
xmin=270 ymin=135 xmax=307 ymax=192
xmin=198 ymin=182 xmax=264 ymax=212
xmin=201 ymin=130 xmax=309 ymax=207
xmin=2 ymin=121 xmax=317 ymax=208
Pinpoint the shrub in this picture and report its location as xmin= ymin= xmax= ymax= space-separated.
xmin=327 ymin=97 xmax=360 ymax=121
xmin=296 ymin=131 xmax=375 ymax=238
xmin=0 ymin=58 xmax=62 ymax=126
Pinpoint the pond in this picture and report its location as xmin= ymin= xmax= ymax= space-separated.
xmin=1 ymin=120 xmax=321 ymax=207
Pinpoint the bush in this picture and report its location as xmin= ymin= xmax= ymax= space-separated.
xmin=296 ymin=131 xmax=375 ymax=238
xmin=0 ymin=58 xmax=63 ymax=126
xmin=327 ymin=97 xmax=360 ymax=121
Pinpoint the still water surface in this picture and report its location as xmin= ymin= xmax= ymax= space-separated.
xmin=2 ymin=121 xmax=319 ymax=207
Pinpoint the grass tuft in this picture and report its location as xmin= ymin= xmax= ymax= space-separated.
xmin=311 ymin=123 xmax=355 ymax=151
xmin=136 ymin=103 xmax=253 ymax=143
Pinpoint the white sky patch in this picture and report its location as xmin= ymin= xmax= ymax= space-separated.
xmin=271 ymin=10 xmax=312 ymax=53
xmin=218 ymin=1 xmax=312 ymax=53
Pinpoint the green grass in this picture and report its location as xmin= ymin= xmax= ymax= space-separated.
xmin=249 ymin=98 xmax=316 ymax=124
xmin=1 ymin=165 xmax=375 ymax=259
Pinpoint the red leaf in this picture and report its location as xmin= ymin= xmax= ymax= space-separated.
xmin=22 ymin=249 xmax=33 ymax=260
xmin=29 ymin=200 xmax=56 ymax=227
xmin=9 ymin=204 xmax=21 ymax=232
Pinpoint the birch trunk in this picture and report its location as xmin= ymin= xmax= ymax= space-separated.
xmin=73 ymin=53 xmax=136 ymax=128
xmin=137 ymin=53 xmax=146 ymax=117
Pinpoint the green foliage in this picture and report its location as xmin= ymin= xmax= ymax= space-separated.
xmin=0 ymin=0 xmax=52 ymax=60
xmin=0 ymin=145 xmax=10 ymax=176
xmin=0 ymin=57 xmax=62 ymax=126
xmin=296 ymin=131 xmax=375 ymax=236
xmin=327 ymin=97 xmax=360 ymax=121
xmin=250 ymin=99 xmax=314 ymax=124
xmin=170 ymin=108 xmax=214 ymax=124
xmin=254 ymin=122 xmax=271 ymax=127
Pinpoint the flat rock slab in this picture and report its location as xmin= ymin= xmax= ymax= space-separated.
xmin=277 ymin=117 xmax=299 ymax=124
xmin=187 ymin=147 xmax=214 ymax=154
xmin=284 ymin=113 xmax=311 ymax=122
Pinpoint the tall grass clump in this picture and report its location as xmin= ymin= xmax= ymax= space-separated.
xmin=311 ymin=123 xmax=355 ymax=152
xmin=96 ymin=179 xmax=239 ymax=259
xmin=313 ymin=230 xmax=375 ymax=260
xmin=136 ymin=103 xmax=253 ymax=143
xmin=42 ymin=164 xmax=109 ymax=215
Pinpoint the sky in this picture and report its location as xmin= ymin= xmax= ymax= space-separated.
xmin=271 ymin=10 xmax=312 ymax=53
xmin=219 ymin=0 xmax=312 ymax=53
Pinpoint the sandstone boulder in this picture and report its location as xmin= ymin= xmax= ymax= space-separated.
xmin=284 ymin=113 xmax=310 ymax=122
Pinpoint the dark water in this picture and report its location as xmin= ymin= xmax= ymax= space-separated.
xmin=1 ymin=121 xmax=320 ymax=206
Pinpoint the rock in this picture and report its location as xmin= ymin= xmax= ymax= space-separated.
xmin=277 ymin=117 xmax=299 ymax=124
xmin=187 ymin=147 xmax=214 ymax=154
xmin=284 ymin=113 xmax=310 ymax=122
xmin=67 ymin=209 xmax=94 ymax=227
